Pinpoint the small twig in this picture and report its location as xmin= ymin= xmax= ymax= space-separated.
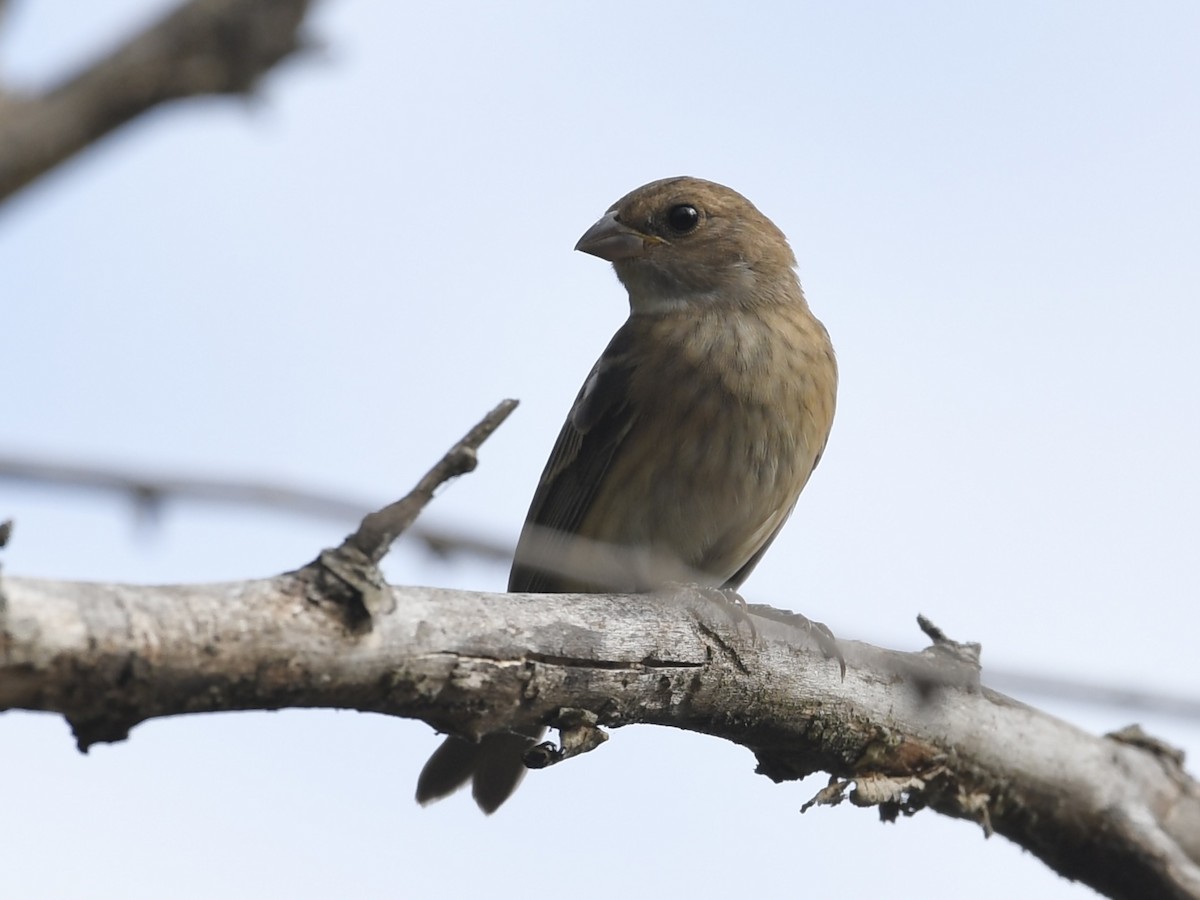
xmin=304 ymin=400 xmax=518 ymax=631
xmin=340 ymin=399 xmax=518 ymax=564
xmin=917 ymin=613 xmax=982 ymax=668
xmin=897 ymin=615 xmax=983 ymax=702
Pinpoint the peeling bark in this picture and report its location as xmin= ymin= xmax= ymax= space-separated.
xmin=1 ymin=571 xmax=1197 ymax=899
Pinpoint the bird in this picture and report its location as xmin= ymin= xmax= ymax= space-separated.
xmin=415 ymin=176 xmax=837 ymax=813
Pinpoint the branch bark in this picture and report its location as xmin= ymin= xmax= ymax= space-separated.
xmin=0 ymin=0 xmax=314 ymax=203
xmin=1 ymin=571 xmax=1197 ymax=899
xmin=2 ymin=401 xmax=1198 ymax=899
xmin=4 ymin=456 xmax=1199 ymax=722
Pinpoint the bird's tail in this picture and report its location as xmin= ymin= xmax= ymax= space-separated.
xmin=415 ymin=728 xmax=544 ymax=814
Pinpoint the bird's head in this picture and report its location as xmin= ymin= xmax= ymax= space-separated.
xmin=575 ymin=176 xmax=801 ymax=315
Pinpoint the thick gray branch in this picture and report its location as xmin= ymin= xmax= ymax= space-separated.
xmin=0 ymin=0 xmax=313 ymax=203
xmin=0 ymin=573 xmax=1196 ymax=899
xmin=4 ymin=450 xmax=1199 ymax=721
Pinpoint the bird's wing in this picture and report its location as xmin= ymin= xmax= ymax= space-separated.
xmin=720 ymin=504 xmax=796 ymax=590
xmin=508 ymin=322 xmax=638 ymax=592
xmin=719 ymin=442 xmax=828 ymax=589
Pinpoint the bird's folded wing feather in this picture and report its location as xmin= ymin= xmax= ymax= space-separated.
xmin=508 ymin=323 xmax=638 ymax=593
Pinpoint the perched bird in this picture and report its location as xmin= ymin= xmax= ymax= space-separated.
xmin=415 ymin=176 xmax=837 ymax=813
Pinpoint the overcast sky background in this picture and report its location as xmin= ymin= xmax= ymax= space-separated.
xmin=3 ymin=2 xmax=1198 ymax=898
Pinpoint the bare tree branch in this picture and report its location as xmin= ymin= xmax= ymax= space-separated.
xmin=6 ymin=440 xmax=1200 ymax=722
xmin=9 ymin=448 xmax=1200 ymax=725
xmin=0 ymin=0 xmax=314 ymax=203
xmin=2 ymin=399 xmax=1198 ymax=898
xmin=0 ymin=453 xmax=513 ymax=564
xmin=987 ymin=668 xmax=1200 ymax=722
xmin=337 ymin=399 xmax=518 ymax=565
xmin=301 ymin=399 xmax=518 ymax=631
xmin=1 ymin=573 xmax=1197 ymax=900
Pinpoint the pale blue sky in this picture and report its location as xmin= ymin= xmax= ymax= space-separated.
xmin=2 ymin=2 xmax=1198 ymax=898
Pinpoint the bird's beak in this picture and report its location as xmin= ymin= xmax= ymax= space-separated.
xmin=575 ymin=210 xmax=660 ymax=261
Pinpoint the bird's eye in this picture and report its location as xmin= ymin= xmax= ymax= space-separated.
xmin=665 ymin=204 xmax=700 ymax=234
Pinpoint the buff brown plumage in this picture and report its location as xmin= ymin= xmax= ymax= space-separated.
xmin=416 ymin=176 xmax=837 ymax=813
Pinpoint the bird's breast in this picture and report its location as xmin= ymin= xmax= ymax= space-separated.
xmin=577 ymin=302 xmax=836 ymax=585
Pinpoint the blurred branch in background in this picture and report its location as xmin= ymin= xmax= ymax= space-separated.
xmin=987 ymin=668 xmax=1200 ymax=723
xmin=0 ymin=0 xmax=314 ymax=204
xmin=0 ymin=453 xmax=514 ymax=565
xmin=3 ymin=451 xmax=1199 ymax=724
